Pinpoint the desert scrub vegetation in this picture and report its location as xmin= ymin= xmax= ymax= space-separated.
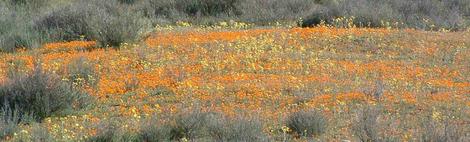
xmin=163 ymin=110 xmax=268 ymax=141
xmin=0 ymin=108 xmax=23 ymax=140
xmin=89 ymin=110 xmax=269 ymax=142
xmin=286 ymin=109 xmax=327 ymax=138
xmin=66 ymin=57 xmax=100 ymax=88
xmin=1 ymin=0 xmax=151 ymax=52
xmin=352 ymin=105 xmax=398 ymax=142
xmin=0 ymin=61 xmax=91 ymax=122
xmin=1 ymin=0 xmax=470 ymax=52
xmin=34 ymin=0 xmax=151 ymax=48
xmin=0 ymin=1 xmax=43 ymax=52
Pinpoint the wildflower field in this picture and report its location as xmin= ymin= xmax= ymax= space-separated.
xmin=1 ymin=23 xmax=469 ymax=141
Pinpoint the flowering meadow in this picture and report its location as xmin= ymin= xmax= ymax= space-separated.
xmin=0 ymin=24 xmax=469 ymax=141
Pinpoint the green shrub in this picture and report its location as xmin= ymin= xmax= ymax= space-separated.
xmin=88 ymin=121 xmax=142 ymax=142
xmin=181 ymin=0 xmax=241 ymax=17
xmin=140 ymin=118 xmax=172 ymax=142
xmin=168 ymin=110 xmax=208 ymax=140
xmin=87 ymin=5 xmax=151 ymax=48
xmin=0 ymin=29 xmax=42 ymax=52
xmin=33 ymin=3 xmax=93 ymax=42
xmin=118 ymin=0 xmax=139 ymax=4
xmin=240 ymin=0 xmax=318 ymax=24
xmin=352 ymin=105 xmax=400 ymax=142
xmin=141 ymin=111 xmax=269 ymax=141
xmin=33 ymin=0 xmax=151 ymax=48
xmin=137 ymin=0 xmax=179 ymax=22
xmin=418 ymin=114 xmax=469 ymax=142
xmin=147 ymin=86 xmax=175 ymax=96
xmin=29 ymin=124 xmax=54 ymax=142
xmin=286 ymin=109 xmax=327 ymax=137
xmin=67 ymin=57 xmax=99 ymax=88
xmin=206 ymin=114 xmax=268 ymax=142
xmin=139 ymin=0 xmax=242 ymax=25
xmin=0 ymin=1 xmax=43 ymax=52
xmin=0 ymin=63 xmax=91 ymax=121
xmin=6 ymin=0 xmax=48 ymax=7
xmin=0 ymin=107 xmax=20 ymax=140
xmin=352 ymin=106 xmax=381 ymax=142
xmin=299 ymin=11 xmax=331 ymax=27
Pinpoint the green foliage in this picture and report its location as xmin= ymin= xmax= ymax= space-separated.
xmin=140 ymin=119 xmax=172 ymax=142
xmin=88 ymin=10 xmax=151 ymax=48
xmin=140 ymin=111 xmax=268 ymax=141
xmin=0 ymin=107 xmax=20 ymax=140
xmin=0 ymin=2 xmax=42 ymax=52
xmin=67 ymin=57 xmax=99 ymax=88
xmin=87 ymin=121 xmax=142 ymax=142
xmin=118 ymin=0 xmax=139 ymax=4
xmin=286 ymin=109 xmax=327 ymax=137
xmin=168 ymin=110 xmax=208 ymax=140
xmin=147 ymin=86 xmax=175 ymax=96
xmin=0 ymin=62 xmax=91 ymax=121
xmin=34 ymin=3 xmax=93 ymax=42
xmin=419 ymin=119 xmax=467 ymax=142
xmin=352 ymin=105 xmax=382 ymax=142
xmin=206 ymin=114 xmax=268 ymax=142
xmin=29 ymin=124 xmax=54 ymax=142
xmin=2 ymin=0 xmax=470 ymax=53
xmin=352 ymin=105 xmax=400 ymax=142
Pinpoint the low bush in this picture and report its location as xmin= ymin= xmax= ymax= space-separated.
xmin=352 ymin=105 xmax=382 ymax=142
xmin=0 ymin=107 xmax=21 ymax=140
xmin=6 ymin=0 xmax=49 ymax=8
xmin=300 ymin=0 xmax=470 ymax=29
xmin=33 ymin=0 xmax=151 ymax=48
xmin=168 ymin=110 xmax=208 ymax=140
xmin=206 ymin=114 xmax=268 ymax=142
xmin=88 ymin=10 xmax=151 ymax=48
xmin=118 ymin=0 xmax=139 ymax=4
xmin=33 ymin=3 xmax=93 ymax=42
xmin=352 ymin=105 xmax=400 ymax=142
xmin=146 ymin=86 xmax=175 ymax=96
xmin=67 ymin=57 xmax=99 ymax=88
xmin=286 ymin=109 xmax=327 ymax=137
xmin=140 ymin=118 xmax=172 ymax=142
xmin=0 ymin=62 xmax=91 ymax=121
xmin=418 ymin=112 xmax=469 ymax=142
xmin=0 ymin=3 xmax=42 ymax=52
xmin=142 ymin=0 xmax=241 ymax=18
xmin=140 ymin=111 xmax=269 ymax=141
xmin=240 ymin=0 xmax=318 ymax=24
xmin=29 ymin=124 xmax=54 ymax=142
xmin=0 ymin=29 xmax=42 ymax=52
xmin=180 ymin=0 xmax=242 ymax=17
xmin=88 ymin=123 xmax=141 ymax=142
